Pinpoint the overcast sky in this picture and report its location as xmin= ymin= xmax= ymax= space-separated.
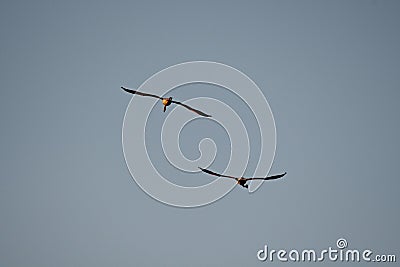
xmin=1 ymin=1 xmax=399 ymax=266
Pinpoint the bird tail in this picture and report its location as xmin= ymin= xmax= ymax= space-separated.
xmin=163 ymin=105 xmax=166 ymax=112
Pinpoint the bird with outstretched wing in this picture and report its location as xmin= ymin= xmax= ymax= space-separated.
xmin=121 ymin=87 xmax=211 ymax=117
xmin=198 ymin=167 xmax=286 ymax=188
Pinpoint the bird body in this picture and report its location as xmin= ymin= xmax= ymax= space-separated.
xmin=162 ymin=97 xmax=172 ymax=107
xmin=162 ymin=97 xmax=172 ymax=112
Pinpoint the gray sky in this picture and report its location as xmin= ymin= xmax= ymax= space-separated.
xmin=0 ymin=0 xmax=399 ymax=266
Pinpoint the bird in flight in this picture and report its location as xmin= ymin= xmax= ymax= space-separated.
xmin=121 ymin=87 xmax=212 ymax=117
xmin=198 ymin=167 xmax=286 ymax=188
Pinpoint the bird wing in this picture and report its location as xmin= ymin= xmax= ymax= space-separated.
xmin=198 ymin=167 xmax=237 ymax=180
xmin=121 ymin=87 xmax=163 ymax=99
xmin=171 ymin=100 xmax=212 ymax=117
xmin=243 ymin=172 xmax=287 ymax=181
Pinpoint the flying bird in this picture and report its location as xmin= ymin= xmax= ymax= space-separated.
xmin=121 ymin=87 xmax=211 ymax=117
xmin=198 ymin=167 xmax=286 ymax=188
